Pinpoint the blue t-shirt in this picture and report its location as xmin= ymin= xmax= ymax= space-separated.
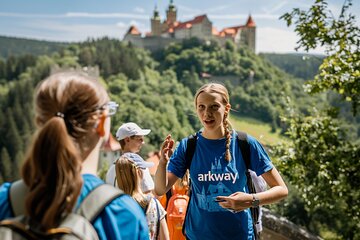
xmin=168 ymin=130 xmax=273 ymax=240
xmin=0 ymin=174 xmax=149 ymax=240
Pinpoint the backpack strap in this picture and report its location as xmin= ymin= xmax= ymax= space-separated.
xmin=154 ymin=198 xmax=161 ymax=240
xmin=181 ymin=133 xmax=197 ymax=238
xmin=184 ymin=133 xmax=197 ymax=170
xmin=236 ymin=131 xmax=260 ymax=240
xmin=9 ymin=180 xmax=124 ymax=223
xmin=9 ymin=180 xmax=28 ymax=217
xmin=236 ymin=131 xmax=257 ymax=194
xmin=165 ymin=133 xmax=196 ymax=212
xmin=237 ymin=131 xmax=251 ymax=169
xmin=76 ymin=184 xmax=124 ymax=222
xmin=164 ymin=187 xmax=173 ymax=210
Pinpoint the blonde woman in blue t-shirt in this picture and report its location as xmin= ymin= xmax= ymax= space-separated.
xmin=155 ymin=83 xmax=288 ymax=240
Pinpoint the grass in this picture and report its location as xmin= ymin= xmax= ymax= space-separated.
xmin=229 ymin=115 xmax=284 ymax=146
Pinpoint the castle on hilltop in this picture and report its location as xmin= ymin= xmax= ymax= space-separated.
xmin=123 ymin=0 xmax=256 ymax=52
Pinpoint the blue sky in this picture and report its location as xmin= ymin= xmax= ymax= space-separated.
xmin=0 ymin=0 xmax=358 ymax=54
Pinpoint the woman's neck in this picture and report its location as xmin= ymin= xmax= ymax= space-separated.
xmin=202 ymin=127 xmax=226 ymax=139
xmin=81 ymin=139 xmax=102 ymax=175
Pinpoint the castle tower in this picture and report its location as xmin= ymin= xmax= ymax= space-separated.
xmin=244 ymin=14 xmax=256 ymax=52
xmin=166 ymin=0 xmax=177 ymax=24
xmin=151 ymin=5 xmax=161 ymax=36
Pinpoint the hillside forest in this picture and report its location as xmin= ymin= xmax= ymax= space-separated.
xmin=0 ymin=0 xmax=359 ymax=239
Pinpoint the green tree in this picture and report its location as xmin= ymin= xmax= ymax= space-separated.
xmin=272 ymin=108 xmax=360 ymax=238
xmin=281 ymin=0 xmax=360 ymax=115
xmin=275 ymin=1 xmax=360 ymax=238
xmin=4 ymin=109 xmax=23 ymax=160
xmin=0 ymin=147 xmax=13 ymax=181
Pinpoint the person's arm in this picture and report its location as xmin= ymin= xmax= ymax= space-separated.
xmin=255 ymin=167 xmax=288 ymax=205
xmin=216 ymin=167 xmax=288 ymax=212
xmin=159 ymin=217 xmax=170 ymax=240
xmin=154 ymin=135 xmax=179 ymax=196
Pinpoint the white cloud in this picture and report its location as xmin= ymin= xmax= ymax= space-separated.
xmin=207 ymin=13 xmax=280 ymax=20
xmin=257 ymin=27 xmax=297 ymax=53
xmin=129 ymin=20 xmax=146 ymax=29
xmin=0 ymin=12 xmax=63 ymax=18
xmin=0 ymin=12 xmax=149 ymax=20
xmin=133 ymin=7 xmax=145 ymax=13
xmin=177 ymin=4 xmax=200 ymax=14
xmin=261 ymin=1 xmax=288 ymax=14
xmin=116 ymin=22 xmax=127 ymax=28
xmin=257 ymin=27 xmax=326 ymax=54
xmin=14 ymin=20 xmax=126 ymax=42
xmin=65 ymin=12 xmax=148 ymax=19
xmin=204 ymin=4 xmax=233 ymax=13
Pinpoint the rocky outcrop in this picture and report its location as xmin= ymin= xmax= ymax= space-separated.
xmin=261 ymin=208 xmax=322 ymax=240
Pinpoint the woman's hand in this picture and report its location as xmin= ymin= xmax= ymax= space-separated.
xmin=160 ymin=134 xmax=174 ymax=164
xmin=216 ymin=192 xmax=253 ymax=213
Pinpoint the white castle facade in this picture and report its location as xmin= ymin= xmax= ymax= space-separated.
xmin=123 ymin=0 xmax=256 ymax=52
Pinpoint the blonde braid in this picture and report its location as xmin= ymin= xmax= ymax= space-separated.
xmin=224 ymin=112 xmax=232 ymax=161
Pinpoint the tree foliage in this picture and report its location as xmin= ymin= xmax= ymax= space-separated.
xmin=155 ymin=38 xmax=323 ymax=129
xmin=281 ymin=0 xmax=360 ymax=115
xmin=272 ymin=107 xmax=360 ymax=238
xmin=0 ymin=36 xmax=67 ymax=59
xmin=260 ymin=53 xmax=324 ymax=80
xmin=275 ymin=1 xmax=360 ymax=238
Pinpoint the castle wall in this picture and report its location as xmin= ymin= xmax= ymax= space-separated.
xmin=201 ymin=18 xmax=212 ymax=38
xmin=123 ymin=34 xmax=144 ymax=48
xmin=213 ymin=35 xmax=235 ymax=48
xmin=141 ymin=36 xmax=182 ymax=52
xmin=240 ymin=27 xmax=256 ymax=52
xmin=190 ymin=24 xmax=203 ymax=38
xmin=174 ymin=28 xmax=191 ymax=39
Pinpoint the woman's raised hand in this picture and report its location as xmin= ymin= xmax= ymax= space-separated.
xmin=160 ymin=134 xmax=175 ymax=163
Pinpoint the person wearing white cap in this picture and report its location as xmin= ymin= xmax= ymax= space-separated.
xmin=116 ymin=153 xmax=169 ymax=240
xmin=105 ymin=122 xmax=154 ymax=193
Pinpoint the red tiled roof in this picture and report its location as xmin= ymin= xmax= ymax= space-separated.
xmin=103 ymin=134 xmax=121 ymax=152
xmin=212 ymin=27 xmax=219 ymax=35
xmin=246 ymin=15 xmax=256 ymax=27
xmin=126 ymin=25 xmax=141 ymax=35
xmin=218 ymin=24 xmax=247 ymax=37
xmin=174 ymin=14 xmax=207 ymax=30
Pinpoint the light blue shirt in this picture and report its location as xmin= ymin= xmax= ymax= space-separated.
xmin=168 ymin=130 xmax=273 ymax=240
xmin=0 ymin=174 xmax=149 ymax=240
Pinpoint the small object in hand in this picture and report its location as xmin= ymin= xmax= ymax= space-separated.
xmin=214 ymin=198 xmax=225 ymax=202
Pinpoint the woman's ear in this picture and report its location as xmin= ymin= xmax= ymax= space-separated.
xmin=96 ymin=113 xmax=106 ymax=137
xmin=137 ymin=168 xmax=143 ymax=179
xmin=225 ymin=104 xmax=231 ymax=114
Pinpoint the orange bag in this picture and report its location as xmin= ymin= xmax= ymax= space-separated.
xmin=166 ymin=194 xmax=189 ymax=240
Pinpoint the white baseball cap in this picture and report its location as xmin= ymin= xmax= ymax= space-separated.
xmin=115 ymin=122 xmax=151 ymax=141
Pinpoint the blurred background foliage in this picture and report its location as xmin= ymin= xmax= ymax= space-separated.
xmin=0 ymin=0 xmax=359 ymax=238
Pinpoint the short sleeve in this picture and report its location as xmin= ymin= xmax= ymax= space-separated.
xmin=247 ymin=135 xmax=273 ymax=176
